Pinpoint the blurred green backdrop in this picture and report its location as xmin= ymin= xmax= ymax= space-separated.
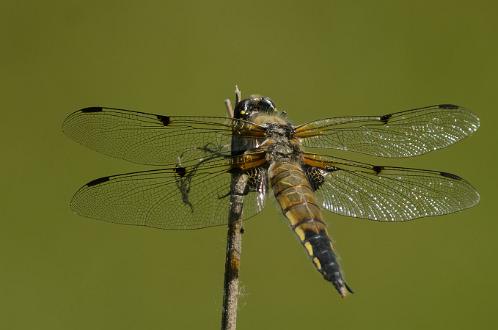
xmin=1 ymin=1 xmax=497 ymax=329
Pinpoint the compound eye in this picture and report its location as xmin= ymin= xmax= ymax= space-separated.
xmin=261 ymin=97 xmax=276 ymax=111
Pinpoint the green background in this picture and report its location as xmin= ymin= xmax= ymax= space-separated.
xmin=1 ymin=1 xmax=497 ymax=329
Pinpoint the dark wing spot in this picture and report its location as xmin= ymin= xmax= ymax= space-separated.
xmin=439 ymin=104 xmax=459 ymax=109
xmin=440 ymin=171 xmax=462 ymax=180
xmin=372 ymin=165 xmax=383 ymax=174
xmin=175 ymin=166 xmax=186 ymax=177
xmin=81 ymin=107 xmax=103 ymax=113
xmin=87 ymin=176 xmax=110 ymax=187
xmin=157 ymin=114 xmax=171 ymax=126
xmin=380 ymin=114 xmax=392 ymax=124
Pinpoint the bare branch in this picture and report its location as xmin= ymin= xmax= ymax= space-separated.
xmin=221 ymin=86 xmax=245 ymax=330
xmin=225 ymin=99 xmax=234 ymax=119
xmin=235 ymin=85 xmax=241 ymax=104
xmin=221 ymin=175 xmax=247 ymax=330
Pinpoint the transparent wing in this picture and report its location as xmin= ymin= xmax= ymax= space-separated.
xmin=70 ymin=155 xmax=268 ymax=229
xmin=295 ymin=104 xmax=479 ymax=158
xmin=303 ymin=153 xmax=479 ymax=221
xmin=62 ymin=107 xmax=266 ymax=165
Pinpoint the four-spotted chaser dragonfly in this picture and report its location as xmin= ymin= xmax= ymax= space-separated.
xmin=63 ymin=94 xmax=480 ymax=297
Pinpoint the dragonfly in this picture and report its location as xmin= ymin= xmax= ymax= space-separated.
xmin=63 ymin=92 xmax=480 ymax=297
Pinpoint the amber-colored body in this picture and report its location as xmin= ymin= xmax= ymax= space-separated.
xmin=268 ymin=161 xmax=350 ymax=296
xmin=245 ymin=107 xmax=352 ymax=296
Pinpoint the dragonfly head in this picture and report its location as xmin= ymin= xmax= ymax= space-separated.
xmin=234 ymin=95 xmax=276 ymax=120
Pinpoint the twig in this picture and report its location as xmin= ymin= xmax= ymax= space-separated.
xmin=224 ymin=99 xmax=234 ymax=119
xmin=234 ymin=85 xmax=241 ymax=104
xmin=221 ymin=87 xmax=246 ymax=330
xmin=224 ymin=85 xmax=241 ymax=119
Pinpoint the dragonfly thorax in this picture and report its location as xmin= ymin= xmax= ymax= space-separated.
xmin=265 ymin=129 xmax=302 ymax=162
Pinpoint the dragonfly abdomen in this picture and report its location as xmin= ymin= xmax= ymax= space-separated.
xmin=268 ymin=161 xmax=352 ymax=297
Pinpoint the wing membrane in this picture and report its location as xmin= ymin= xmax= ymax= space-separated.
xmin=295 ymin=105 xmax=479 ymax=157
xmin=62 ymin=107 xmax=266 ymax=165
xmin=303 ymin=153 xmax=479 ymax=221
xmin=70 ymin=155 xmax=268 ymax=229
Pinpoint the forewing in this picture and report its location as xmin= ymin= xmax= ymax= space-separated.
xmin=295 ymin=105 xmax=479 ymax=157
xmin=70 ymin=156 xmax=268 ymax=229
xmin=62 ymin=107 xmax=265 ymax=165
xmin=303 ymin=153 xmax=479 ymax=221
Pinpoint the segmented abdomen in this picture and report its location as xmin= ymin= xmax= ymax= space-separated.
xmin=268 ymin=161 xmax=352 ymax=296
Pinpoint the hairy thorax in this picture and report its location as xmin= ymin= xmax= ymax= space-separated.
xmin=251 ymin=113 xmax=302 ymax=163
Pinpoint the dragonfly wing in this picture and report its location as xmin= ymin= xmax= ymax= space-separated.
xmin=70 ymin=155 xmax=269 ymax=229
xmin=62 ymin=107 xmax=265 ymax=165
xmin=295 ymin=105 xmax=479 ymax=158
xmin=302 ymin=153 xmax=479 ymax=221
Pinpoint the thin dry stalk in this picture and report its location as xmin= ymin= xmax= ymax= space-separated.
xmin=221 ymin=87 xmax=245 ymax=330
